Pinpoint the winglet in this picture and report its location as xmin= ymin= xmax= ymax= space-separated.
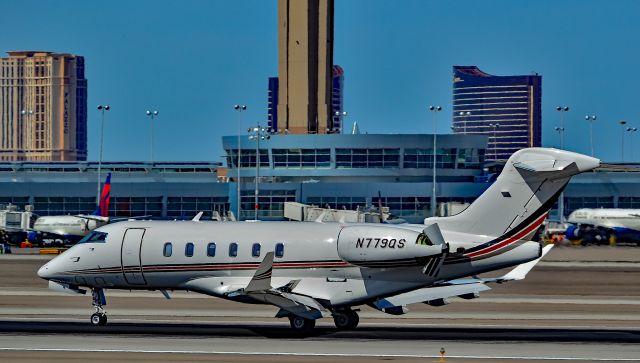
xmin=192 ymin=211 xmax=204 ymax=222
xmin=245 ymin=252 xmax=274 ymax=292
xmin=314 ymin=211 xmax=326 ymax=223
xmin=500 ymin=244 xmax=553 ymax=282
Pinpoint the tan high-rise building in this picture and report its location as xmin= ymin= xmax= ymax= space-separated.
xmin=0 ymin=51 xmax=87 ymax=161
xmin=277 ymin=0 xmax=334 ymax=134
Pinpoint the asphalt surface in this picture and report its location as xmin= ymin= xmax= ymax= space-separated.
xmin=1 ymin=246 xmax=639 ymax=362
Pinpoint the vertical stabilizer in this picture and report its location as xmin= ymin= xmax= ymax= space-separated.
xmin=92 ymin=173 xmax=111 ymax=217
xmin=431 ymin=148 xmax=599 ymax=238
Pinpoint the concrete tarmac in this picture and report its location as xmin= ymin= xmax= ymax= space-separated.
xmin=1 ymin=246 xmax=639 ymax=362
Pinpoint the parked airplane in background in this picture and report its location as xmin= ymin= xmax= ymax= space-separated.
xmin=566 ymin=208 xmax=640 ymax=245
xmin=28 ymin=173 xmax=112 ymax=246
xmin=38 ymin=148 xmax=600 ymax=331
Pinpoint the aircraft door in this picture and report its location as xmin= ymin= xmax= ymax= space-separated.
xmin=121 ymin=228 xmax=147 ymax=285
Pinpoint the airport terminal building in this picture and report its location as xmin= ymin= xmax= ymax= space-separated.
xmin=1 ymin=133 xmax=639 ymax=223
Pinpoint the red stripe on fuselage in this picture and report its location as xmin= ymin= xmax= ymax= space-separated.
xmin=464 ymin=213 xmax=547 ymax=258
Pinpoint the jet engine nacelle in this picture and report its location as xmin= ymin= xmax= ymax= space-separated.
xmin=337 ymin=225 xmax=445 ymax=267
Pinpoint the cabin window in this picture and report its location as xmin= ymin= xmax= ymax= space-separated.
xmin=163 ymin=242 xmax=172 ymax=257
xmin=275 ymin=243 xmax=284 ymax=258
xmin=207 ymin=242 xmax=216 ymax=257
xmin=229 ymin=242 xmax=238 ymax=257
xmin=185 ymin=242 xmax=194 ymax=257
xmin=252 ymin=243 xmax=261 ymax=257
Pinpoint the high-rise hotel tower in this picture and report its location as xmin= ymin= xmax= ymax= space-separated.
xmin=277 ymin=0 xmax=334 ymax=134
xmin=452 ymin=66 xmax=541 ymax=162
xmin=0 ymin=51 xmax=87 ymax=161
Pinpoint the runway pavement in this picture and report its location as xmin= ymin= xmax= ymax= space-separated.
xmin=0 ymin=246 xmax=639 ymax=362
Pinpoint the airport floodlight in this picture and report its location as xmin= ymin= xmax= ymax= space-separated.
xmin=234 ymin=104 xmax=248 ymax=220
xmin=627 ymin=127 xmax=638 ymax=132
xmin=97 ymin=105 xmax=110 ymax=111
xmin=247 ymin=123 xmax=270 ymax=220
xmin=145 ymin=109 xmax=160 ymax=165
xmin=585 ymin=115 xmax=597 ymax=157
xmin=428 ymin=105 xmax=443 ymax=217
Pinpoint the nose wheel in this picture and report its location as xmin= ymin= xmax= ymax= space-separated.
xmin=90 ymin=288 xmax=108 ymax=326
xmin=91 ymin=312 xmax=107 ymax=326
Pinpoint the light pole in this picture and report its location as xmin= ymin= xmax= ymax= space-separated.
xmin=429 ymin=105 xmax=442 ymax=217
xmin=585 ymin=115 xmax=597 ymax=157
xmin=96 ymin=105 xmax=110 ymax=204
xmin=555 ymin=106 xmax=570 ymax=150
xmin=458 ymin=111 xmax=471 ymax=133
xmin=334 ymin=111 xmax=347 ymax=134
xmin=20 ymin=109 xmax=34 ymax=155
xmin=554 ymin=126 xmax=565 ymax=149
xmin=145 ymin=110 xmax=159 ymax=165
xmin=248 ymin=123 xmax=270 ymax=220
xmin=234 ymin=104 xmax=247 ymax=220
xmin=619 ymin=120 xmax=627 ymax=162
xmin=489 ymin=123 xmax=500 ymax=161
xmin=555 ymin=106 xmax=569 ymax=222
xmin=625 ymin=127 xmax=637 ymax=162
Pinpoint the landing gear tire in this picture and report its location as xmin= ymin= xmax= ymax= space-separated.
xmin=90 ymin=288 xmax=108 ymax=326
xmin=90 ymin=312 xmax=107 ymax=326
xmin=289 ymin=316 xmax=316 ymax=331
xmin=333 ymin=310 xmax=359 ymax=330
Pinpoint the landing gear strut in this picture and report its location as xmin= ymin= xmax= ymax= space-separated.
xmin=333 ymin=309 xmax=359 ymax=330
xmin=90 ymin=288 xmax=108 ymax=326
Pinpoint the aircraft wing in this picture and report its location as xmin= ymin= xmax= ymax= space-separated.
xmin=233 ymin=252 xmax=330 ymax=320
xmin=371 ymin=245 xmax=552 ymax=313
xmin=449 ymin=244 xmax=553 ymax=285
xmin=371 ymin=283 xmax=490 ymax=312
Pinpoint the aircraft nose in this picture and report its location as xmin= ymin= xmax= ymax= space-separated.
xmin=37 ymin=262 xmax=54 ymax=280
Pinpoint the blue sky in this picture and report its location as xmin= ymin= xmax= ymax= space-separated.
xmin=2 ymin=0 xmax=639 ymax=162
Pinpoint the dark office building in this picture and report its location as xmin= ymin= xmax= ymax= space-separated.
xmin=331 ymin=65 xmax=344 ymax=132
xmin=268 ymin=65 xmax=344 ymax=133
xmin=267 ymin=77 xmax=279 ymax=132
xmin=452 ymin=66 xmax=541 ymax=162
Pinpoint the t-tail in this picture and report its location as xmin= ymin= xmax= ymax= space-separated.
xmin=92 ymin=173 xmax=111 ymax=217
xmin=432 ymin=148 xmax=600 ymax=240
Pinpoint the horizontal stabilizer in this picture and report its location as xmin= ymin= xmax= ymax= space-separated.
xmin=513 ymin=160 xmax=574 ymax=172
xmin=372 ymin=283 xmax=490 ymax=310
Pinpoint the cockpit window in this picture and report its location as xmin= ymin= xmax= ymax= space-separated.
xmin=78 ymin=231 xmax=108 ymax=244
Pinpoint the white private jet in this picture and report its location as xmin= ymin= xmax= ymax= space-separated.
xmin=38 ymin=148 xmax=600 ymax=331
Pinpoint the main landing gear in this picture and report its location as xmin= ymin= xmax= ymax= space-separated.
xmin=332 ymin=309 xmax=359 ymax=330
xmin=289 ymin=315 xmax=316 ymax=331
xmin=90 ymin=288 xmax=108 ymax=326
xmin=287 ymin=309 xmax=360 ymax=331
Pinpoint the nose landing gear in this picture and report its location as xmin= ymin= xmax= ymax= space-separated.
xmin=90 ymin=288 xmax=108 ymax=326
